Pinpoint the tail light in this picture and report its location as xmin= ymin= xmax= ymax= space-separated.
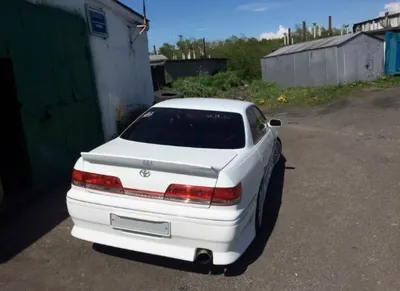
xmin=72 ymin=169 xmax=241 ymax=206
xmin=165 ymin=183 xmax=242 ymax=206
xmin=164 ymin=185 xmax=214 ymax=204
xmin=72 ymin=169 xmax=85 ymax=187
xmin=72 ymin=169 xmax=124 ymax=194
xmin=211 ymin=184 xmax=242 ymax=205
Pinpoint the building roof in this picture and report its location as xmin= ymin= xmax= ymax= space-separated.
xmin=149 ymin=54 xmax=168 ymax=66
xmin=153 ymin=97 xmax=253 ymax=114
xmin=114 ymin=0 xmax=149 ymax=22
xmin=352 ymin=12 xmax=400 ymax=31
xmin=264 ymin=32 xmax=383 ymax=58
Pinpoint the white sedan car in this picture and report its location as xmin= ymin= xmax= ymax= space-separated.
xmin=66 ymin=98 xmax=282 ymax=266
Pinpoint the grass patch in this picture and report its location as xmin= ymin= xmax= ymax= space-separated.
xmin=167 ymin=72 xmax=400 ymax=108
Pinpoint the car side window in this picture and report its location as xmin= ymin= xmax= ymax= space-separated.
xmin=246 ymin=107 xmax=257 ymax=143
xmin=246 ymin=106 xmax=266 ymax=144
xmin=252 ymin=106 xmax=267 ymax=124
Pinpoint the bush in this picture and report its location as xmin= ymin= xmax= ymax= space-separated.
xmin=171 ymin=77 xmax=218 ymax=97
xmin=171 ymin=71 xmax=244 ymax=97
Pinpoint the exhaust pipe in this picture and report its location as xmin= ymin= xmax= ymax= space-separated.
xmin=195 ymin=249 xmax=212 ymax=265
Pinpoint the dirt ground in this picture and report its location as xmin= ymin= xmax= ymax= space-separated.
xmin=1 ymin=88 xmax=399 ymax=291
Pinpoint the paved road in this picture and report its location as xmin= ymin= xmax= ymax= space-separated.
xmin=1 ymin=89 xmax=399 ymax=290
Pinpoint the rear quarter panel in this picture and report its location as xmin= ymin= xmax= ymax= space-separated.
xmin=214 ymin=149 xmax=263 ymax=226
xmin=230 ymin=151 xmax=263 ymax=210
xmin=216 ymin=106 xmax=264 ymax=216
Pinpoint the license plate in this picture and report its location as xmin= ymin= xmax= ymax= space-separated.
xmin=110 ymin=214 xmax=170 ymax=237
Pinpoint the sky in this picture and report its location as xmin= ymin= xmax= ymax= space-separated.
xmin=119 ymin=0 xmax=400 ymax=49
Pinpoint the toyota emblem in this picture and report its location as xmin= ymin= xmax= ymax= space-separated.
xmin=139 ymin=169 xmax=151 ymax=178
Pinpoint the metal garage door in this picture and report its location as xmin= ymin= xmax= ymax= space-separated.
xmin=0 ymin=0 xmax=104 ymax=202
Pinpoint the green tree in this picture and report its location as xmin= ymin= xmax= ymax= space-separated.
xmin=156 ymin=23 xmax=346 ymax=80
xmin=158 ymin=43 xmax=176 ymax=58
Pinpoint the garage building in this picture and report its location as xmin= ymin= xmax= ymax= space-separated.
xmin=261 ymin=32 xmax=384 ymax=88
xmin=0 ymin=0 xmax=153 ymax=209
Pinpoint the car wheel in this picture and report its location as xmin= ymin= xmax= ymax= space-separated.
xmin=255 ymin=177 xmax=268 ymax=234
xmin=272 ymin=137 xmax=282 ymax=165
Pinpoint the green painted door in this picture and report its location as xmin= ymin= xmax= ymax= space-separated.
xmin=0 ymin=1 xmax=104 ymax=199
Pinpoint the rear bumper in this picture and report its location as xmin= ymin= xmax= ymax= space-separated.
xmin=66 ymin=195 xmax=256 ymax=265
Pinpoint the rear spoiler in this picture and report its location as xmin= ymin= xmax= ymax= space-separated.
xmin=81 ymin=152 xmax=220 ymax=178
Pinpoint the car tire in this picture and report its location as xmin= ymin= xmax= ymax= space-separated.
xmin=255 ymin=137 xmax=282 ymax=234
xmin=255 ymin=177 xmax=267 ymax=235
xmin=273 ymin=137 xmax=282 ymax=165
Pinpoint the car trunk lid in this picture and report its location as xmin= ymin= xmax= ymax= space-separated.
xmin=78 ymin=138 xmax=238 ymax=205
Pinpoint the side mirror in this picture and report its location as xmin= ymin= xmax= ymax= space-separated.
xmin=268 ymin=119 xmax=281 ymax=127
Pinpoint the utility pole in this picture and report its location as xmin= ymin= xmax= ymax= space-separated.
xmin=302 ymin=20 xmax=307 ymax=41
xmin=312 ymin=22 xmax=317 ymax=39
xmin=202 ymin=38 xmax=207 ymax=59
xmin=328 ymin=16 xmax=332 ymax=36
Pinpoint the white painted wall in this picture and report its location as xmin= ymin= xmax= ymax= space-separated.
xmin=28 ymin=0 xmax=154 ymax=140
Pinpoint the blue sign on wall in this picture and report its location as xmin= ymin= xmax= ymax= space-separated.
xmin=85 ymin=5 xmax=108 ymax=38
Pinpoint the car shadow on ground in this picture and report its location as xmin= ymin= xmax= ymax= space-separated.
xmin=0 ymin=183 xmax=70 ymax=264
xmin=93 ymin=155 xmax=287 ymax=276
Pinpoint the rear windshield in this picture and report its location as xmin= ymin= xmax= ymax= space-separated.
xmin=120 ymin=107 xmax=245 ymax=149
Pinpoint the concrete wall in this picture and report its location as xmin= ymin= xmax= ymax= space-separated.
xmin=165 ymin=59 xmax=228 ymax=80
xmin=28 ymin=0 xmax=154 ymax=139
xmin=261 ymin=34 xmax=384 ymax=88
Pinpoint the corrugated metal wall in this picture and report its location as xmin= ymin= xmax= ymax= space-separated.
xmin=338 ymin=34 xmax=384 ymax=83
xmin=384 ymin=32 xmax=400 ymax=75
xmin=261 ymin=34 xmax=384 ymax=88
